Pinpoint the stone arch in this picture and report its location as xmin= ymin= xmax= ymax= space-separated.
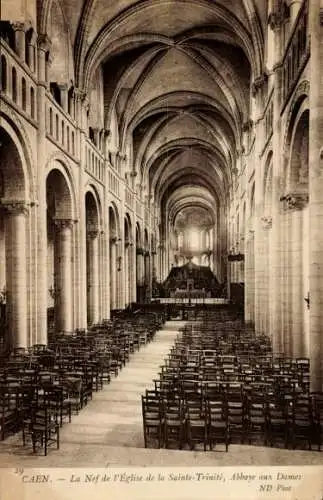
xmin=124 ymin=213 xmax=132 ymax=242
xmin=281 ymin=98 xmax=309 ymax=360
xmin=288 ymin=107 xmax=309 ymax=194
xmin=46 ymin=166 xmax=76 ymax=333
xmin=109 ymin=202 xmax=121 ymax=310
xmin=85 ymin=190 xmax=101 ymax=326
xmin=0 ymin=112 xmax=35 ymax=202
xmin=46 ymin=166 xmax=75 ymax=220
xmin=0 ymin=122 xmax=33 ymax=351
xmin=108 ymin=202 xmax=120 ymax=239
xmin=45 ymin=156 xmax=77 ymax=220
xmin=144 ymin=228 xmax=149 ymax=251
xmin=85 ymin=183 xmax=103 ymax=229
xmin=136 ymin=221 xmax=142 ymax=248
xmin=282 ymin=87 xmax=309 ymax=194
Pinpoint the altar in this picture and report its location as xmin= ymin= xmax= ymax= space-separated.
xmin=162 ymin=260 xmax=221 ymax=298
xmin=172 ymin=288 xmax=209 ymax=299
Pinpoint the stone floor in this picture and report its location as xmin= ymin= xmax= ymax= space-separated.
xmin=0 ymin=321 xmax=322 ymax=467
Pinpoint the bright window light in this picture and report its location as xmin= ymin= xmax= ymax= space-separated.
xmin=188 ymin=228 xmax=200 ymax=252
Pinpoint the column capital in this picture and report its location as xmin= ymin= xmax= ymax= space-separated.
xmin=110 ymin=236 xmax=121 ymax=244
xmin=57 ymin=83 xmax=69 ymax=92
xmin=251 ymin=73 xmax=268 ymax=97
xmin=37 ymin=33 xmax=52 ymax=52
xmin=261 ymin=215 xmax=273 ymax=229
xmin=268 ymin=4 xmax=290 ymax=31
xmin=11 ymin=21 xmax=28 ymax=33
xmin=242 ymin=119 xmax=253 ymax=132
xmin=87 ymin=228 xmax=99 ymax=239
xmin=54 ymin=218 xmax=76 ymax=229
xmin=125 ymin=239 xmax=133 ymax=247
xmin=280 ymin=192 xmax=309 ymax=211
xmin=0 ymin=200 xmax=29 ymax=216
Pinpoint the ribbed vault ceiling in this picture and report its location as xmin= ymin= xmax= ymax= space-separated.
xmin=62 ymin=0 xmax=265 ymax=232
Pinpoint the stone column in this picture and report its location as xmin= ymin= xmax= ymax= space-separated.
xmin=269 ymin=13 xmax=284 ymax=355
xmin=145 ymin=251 xmax=151 ymax=302
xmin=12 ymin=22 xmax=26 ymax=62
xmin=36 ymin=34 xmax=51 ymax=345
xmin=54 ymin=219 xmax=74 ymax=332
xmin=279 ymin=202 xmax=291 ymax=356
xmin=27 ymin=32 xmax=37 ymax=73
xmin=117 ymin=237 xmax=125 ymax=310
xmin=124 ymin=241 xmax=129 ymax=306
xmin=75 ymin=89 xmax=88 ymax=329
xmin=309 ymin=1 xmax=323 ymax=391
xmin=287 ymin=195 xmax=308 ymax=358
xmin=244 ymin=229 xmax=255 ymax=324
xmin=58 ymin=84 xmax=68 ymax=112
xmin=3 ymin=202 xmax=28 ymax=348
xmin=131 ymin=223 xmax=137 ymax=303
xmin=261 ymin=216 xmax=272 ymax=334
xmin=98 ymin=230 xmax=106 ymax=320
xmin=87 ymin=229 xmax=99 ymax=325
xmin=110 ymin=239 xmax=117 ymax=310
xmin=252 ymin=78 xmax=266 ymax=335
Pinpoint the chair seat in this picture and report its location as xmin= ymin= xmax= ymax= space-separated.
xmin=145 ymin=419 xmax=163 ymax=426
xmin=32 ymin=422 xmax=57 ymax=431
xmin=250 ymin=417 xmax=266 ymax=424
xmin=1 ymin=409 xmax=16 ymax=419
xmin=210 ymin=421 xmax=226 ymax=429
xmin=189 ymin=419 xmax=205 ymax=427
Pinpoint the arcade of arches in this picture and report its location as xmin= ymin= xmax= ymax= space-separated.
xmin=0 ymin=0 xmax=323 ymax=392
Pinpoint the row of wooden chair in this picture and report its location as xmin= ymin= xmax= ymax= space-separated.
xmin=142 ymin=313 xmax=322 ymax=452
xmin=0 ymin=309 xmax=165 ymax=454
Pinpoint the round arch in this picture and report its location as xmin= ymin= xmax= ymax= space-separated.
xmin=45 ymin=156 xmax=77 ymax=220
xmin=0 ymin=113 xmax=35 ymax=202
xmin=108 ymin=202 xmax=121 ymax=238
xmin=85 ymin=183 xmax=103 ymax=229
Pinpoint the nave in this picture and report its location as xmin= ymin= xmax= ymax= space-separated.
xmin=1 ymin=309 xmax=323 ymax=467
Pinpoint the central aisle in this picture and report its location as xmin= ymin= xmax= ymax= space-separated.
xmin=59 ymin=321 xmax=184 ymax=450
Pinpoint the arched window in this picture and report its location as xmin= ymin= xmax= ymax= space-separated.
xmin=71 ymin=132 xmax=75 ymax=155
xmin=12 ymin=67 xmax=17 ymax=102
xmin=68 ymin=87 xmax=74 ymax=117
xmin=55 ymin=114 xmax=59 ymax=140
xmin=0 ymin=56 xmax=7 ymax=91
xmin=21 ymin=77 xmax=27 ymax=111
xmin=25 ymin=29 xmax=33 ymax=67
xmin=67 ymin=125 xmax=70 ymax=151
xmin=49 ymin=108 xmax=53 ymax=134
xmin=61 ymin=121 xmax=65 ymax=146
xmin=89 ymin=127 xmax=95 ymax=144
xmin=50 ymin=82 xmax=61 ymax=106
xmin=30 ymin=87 xmax=35 ymax=118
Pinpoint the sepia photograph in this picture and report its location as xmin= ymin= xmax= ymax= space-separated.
xmin=0 ymin=0 xmax=323 ymax=498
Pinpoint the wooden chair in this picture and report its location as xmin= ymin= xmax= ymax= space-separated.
xmin=164 ymin=399 xmax=186 ymax=449
xmin=207 ymin=398 xmax=229 ymax=451
xmin=0 ymin=384 xmax=19 ymax=440
xmin=23 ymin=403 xmax=60 ymax=456
xmin=290 ymin=396 xmax=314 ymax=450
xmin=142 ymin=394 xmax=164 ymax=448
